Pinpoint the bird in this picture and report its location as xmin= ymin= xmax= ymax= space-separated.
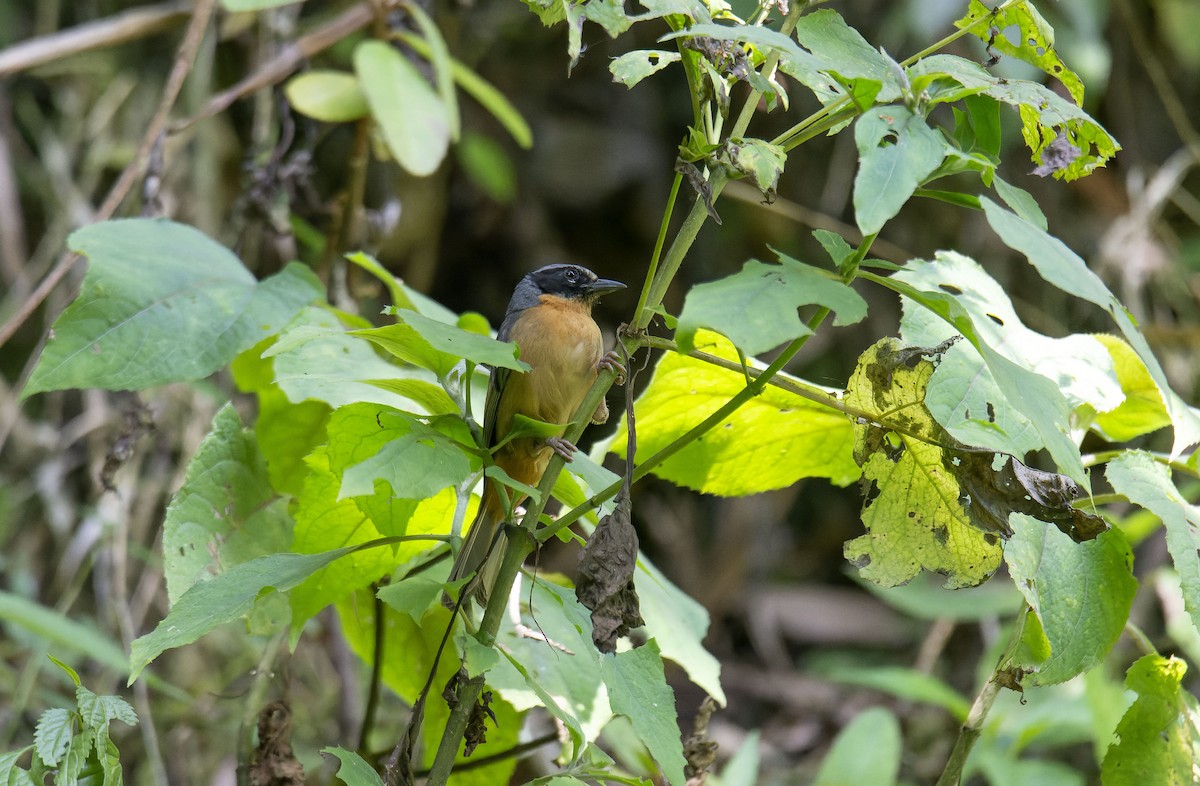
xmin=448 ymin=263 xmax=626 ymax=604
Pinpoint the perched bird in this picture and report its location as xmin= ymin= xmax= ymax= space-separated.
xmin=449 ymin=263 xmax=626 ymax=603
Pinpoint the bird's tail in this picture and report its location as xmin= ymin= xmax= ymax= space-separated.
xmin=448 ymin=488 xmax=507 ymax=604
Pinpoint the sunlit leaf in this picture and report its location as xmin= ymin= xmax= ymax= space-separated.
xmin=853 ymin=106 xmax=945 ymax=235
xmin=285 ymin=71 xmax=369 ymax=122
xmin=354 ymin=40 xmax=450 ymax=177
xmin=1101 ymin=655 xmax=1200 ymax=784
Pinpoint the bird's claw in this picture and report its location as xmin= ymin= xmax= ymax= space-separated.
xmin=546 ymin=436 xmax=578 ymax=461
xmin=597 ymin=350 xmax=626 ymax=386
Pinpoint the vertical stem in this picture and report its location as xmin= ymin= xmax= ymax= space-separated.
xmin=426 ymin=675 xmax=485 ymax=785
xmin=935 ymin=675 xmax=1001 ymax=786
xmin=357 ymin=590 xmax=387 ymax=754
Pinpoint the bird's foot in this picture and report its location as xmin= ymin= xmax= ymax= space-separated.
xmin=546 ymin=436 xmax=578 ymax=461
xmin=597 ymin=350 xmax=626 ymax=385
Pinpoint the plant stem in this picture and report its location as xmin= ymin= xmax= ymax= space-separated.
xmin=935 ymin=674 xmax=1001 ymax=786
xmin=358 ymin=589 xmax=386 ymax=754
xmin=633 ymin=171 xmax=682 ymax=324
xmin=425 ymin=674 xmax=486 ymax=785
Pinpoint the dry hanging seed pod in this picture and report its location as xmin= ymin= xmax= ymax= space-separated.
xmin=576 ymin=336 xmax=645 ymax=653
xmin=576 ymin=487 xmax=644 ymax=653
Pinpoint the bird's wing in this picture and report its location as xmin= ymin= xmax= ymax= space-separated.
xmin=480 ymin=307 xmax=523 ymax=447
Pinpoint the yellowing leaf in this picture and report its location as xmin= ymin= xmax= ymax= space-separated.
xmin=611 ymin=330 xmax=859 ymax=495
xmin=1093 ymin=334 xmax=1172 ymax=441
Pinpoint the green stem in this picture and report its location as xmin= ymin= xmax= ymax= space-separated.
xmin=633 ymin=172 xmax=683 ymax=323
xmin=425 ymin=675 xmax=486 ymax=785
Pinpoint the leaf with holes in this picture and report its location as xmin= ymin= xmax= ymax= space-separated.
xmin=853 ymin=106 xmax=945 ymax=235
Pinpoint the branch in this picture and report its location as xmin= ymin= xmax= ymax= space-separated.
xmin=0 ymin=1 xmax=191 ymax=77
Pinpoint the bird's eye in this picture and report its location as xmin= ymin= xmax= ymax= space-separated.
xmin=565 ymin=269 xmax=578 ymax=281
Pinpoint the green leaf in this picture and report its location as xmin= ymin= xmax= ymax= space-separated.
xmin=455 ymin=132 xmax=517 ymax=203
xmin=394 ymin=32 xmax=532 ymax=150
xmin=954 ymin=0 xmax=1084 ymax=104
xmin=584 ymin=0 xmax=632 ymax=37
xmin=675 ymin=252 xmax=867 ymax=356
xmin=718 ymin=731 xmax=760 ymax=786
xmin=24 ymin=220 xmax=322 ymax=396
xmin=0 ymin=748 xmax=34 ymax=786
xmin=993 ymin=175 xmax=1047 ymax=231
xmin=354 ymin=309 xmax=528 ymax=377
xmin=636 ymin=556 xmax=725 ymax=705
xmin=951 ymin=93 xmax=1002 ymax=162
xmin=376 ymin=575 xmax=446 ymax=623
xmin=339 ymin=410 xmax=475 ymax=501
xmin=163 ymin=404 xmax=292 ymax=604
xmin=821 ymin=667 xmax=969 ymax=722
xmin=33 ymin=708 xmax=73 ymax=767
xmin=284 ymin=71 xmax=369 ymax=122
xmin=610 ymin=50 xmax=681 ymax=87
xmin=346 ymin=252 xmax=459 ymax=323
xmin=1006 ymin=514 xmax=1136 ymax=685
xmin=75 ymin=688 xmax=137 ymax=732
xmin=487 ymin=577 xmax=609 ymax=752
xmin=1107 ymin=452 xmax=1200 ymax=640
xmin=354 ymin=40 xmax=450 ymax=177
xmin=404 ymin=1 xmax=459 ymax=141
xmin=129 ymin=548 xmax=352 ymax=682
xmin=0 ymin=592 xmax=128 ymax=680
xmin=232 ymin=338 xmax=331 ymax=497
xmin=874 ymin=270 xmax=1087 ymax=486
xmin=611 ymin=330 xmax=859 ymax=495
xmin=265 ymin=308 xmax=442 ymax=412
xmin=853 ymin=105 xmax=946 ymax=235
xmin=812 ymin=707 xmax=901 ymax=786
xmin=843 ymin=338 xmax=1004 ymax=588
xmin=601 ymin=640 xmax=687 ymax=786
xmin=323 ymin=747 xmax=384 ymax=786
xmin=792 ymin=9 xmax=900 ymax=101
xmin=1101 ymin=654 xmax=1200 ymax=785
xmin=981 ymin=198 xmax=1200 ymax=455
xmin=1092 ymin=336 xmax=1173 ymax=441
xmin=288 ymin=442 xmax=461 ymax=632
xmin=896 ymin=251 xmax=1122 ymax=418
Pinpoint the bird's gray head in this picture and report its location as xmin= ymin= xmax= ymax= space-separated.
xmin=508 ymin=264 xmax=625 ymax=311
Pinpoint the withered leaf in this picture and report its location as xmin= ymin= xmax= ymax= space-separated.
xmin=248 ymin=701 xmax=305 ymax=786
xmin=576 ymin=489 xmax=644 ymax=653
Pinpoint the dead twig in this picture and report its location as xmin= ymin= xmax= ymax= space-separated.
xmin=0 ymin=1 xmax=191 ymax=77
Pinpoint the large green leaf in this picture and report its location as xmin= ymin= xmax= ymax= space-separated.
xmin=812 ymin=707 xmax=901 ymax=786
xmin=636 ymin=554 xmax=725 ymax=704
xmin=337 ymin=407 xmax=475 ymax=501
xmin=486 ymin=577 xmax=612 ymax=754
xmin=873 ymin=270 xmax=1087 ymax=486
xmin=24 ymin=220 xmax=322 ymax=396
xmin=354 ymin=40 xmax=450 ymax=177
xmin=853 ymin=106 xmax=945 ymax=235
xmin=1107 ymin=452 xmax=1200 ymax=639
xmin=129 ymin=548 xmax=352 ymax=681
xmin=792 ymin=9 xmax=900 ymax=102
xmin=1101 ymin=654 xmax=1200 ymax=784
xmin=895 ymin=251 xmax=1122 ymax=452
xmin=1006 ymin=514 xmax=1136 ymax=685
xmin=323 ymin=747 xmax=383 ymax=786
xmin=899 ymin=301 xmax=1041 ymax=458
xmin=602 ymin=641 xmax=687 ymax=786
xmin=675 ymin=252 xmax=866 ymax=356
xmin=610 ymin=330 xmax=859 ymax=495
xmin=231 ymin=337 xmax=331 ymax=497
xmin=162 ymin=403 xmax=292 ymax=604
xmin=353 ymin=309 xmax=528 ymax=378
xmin=264 ymin=308 xmax=442 ymax=412
xmin=981 ymin=198 xmax=1200 ymax=455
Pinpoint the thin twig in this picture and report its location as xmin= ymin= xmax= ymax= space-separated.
xmin=0 ymin=1 xmax=190 ymax=77
xmin=171 ymin=1 xmax=390 ymax=133
xmin=0 ymin=0 xmax=216 ymax=351
xmin=358 ymin=589 xmax=387 ymax=754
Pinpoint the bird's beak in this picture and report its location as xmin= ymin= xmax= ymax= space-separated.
xmin=587 ymin=278 xmax=626 ymax=296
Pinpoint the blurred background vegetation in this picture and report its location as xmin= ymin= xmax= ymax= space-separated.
xmin=1 ymin=0 xmax=1198 ymax=783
